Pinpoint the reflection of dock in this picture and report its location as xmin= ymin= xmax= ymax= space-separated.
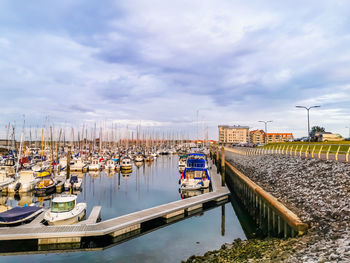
xmin=0 ymin=163 xmax=229 ymax=251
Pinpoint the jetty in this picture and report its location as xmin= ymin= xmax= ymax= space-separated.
xmin=0 ymin=160 xmax=229 ymax=249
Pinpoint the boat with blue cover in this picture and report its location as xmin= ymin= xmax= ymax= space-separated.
xmin=186 ymin=153 xmax=208 ymax=169
xmin=0 ymin=206 xmax=43 ymax=226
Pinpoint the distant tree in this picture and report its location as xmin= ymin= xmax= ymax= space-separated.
xmin=311 ymin=126 xmax=325 ymax=133
xmin=310 ymin=126 xmax=326 ymax=140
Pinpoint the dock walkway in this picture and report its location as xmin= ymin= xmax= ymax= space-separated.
xmin=0 ymin=160 xmax=229 ymax=243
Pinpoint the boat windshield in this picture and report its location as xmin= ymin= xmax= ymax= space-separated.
xmin=51 ymin=201 xmax=75 ymax=213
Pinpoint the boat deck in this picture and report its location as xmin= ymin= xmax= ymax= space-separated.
xmin=0 ymin=160 xmax=229 ymax=243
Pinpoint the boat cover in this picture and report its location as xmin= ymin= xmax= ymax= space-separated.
xmin=70 ymin=176 xmax=78 ymax=183
xmin=186 ymin=158 xmax=206 ymax=168
xmin=0 ymin=206 xmax=41 ymax=222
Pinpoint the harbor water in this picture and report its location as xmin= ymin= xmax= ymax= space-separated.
xmin=0 ymin=156 xmax=246 ymax=263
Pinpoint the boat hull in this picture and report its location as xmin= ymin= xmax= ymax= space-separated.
xmin=44 ymin=204 xmax=86 ymax=225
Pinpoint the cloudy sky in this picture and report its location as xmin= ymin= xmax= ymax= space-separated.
xmin=1 ymin=0 xmax=350 ymax=139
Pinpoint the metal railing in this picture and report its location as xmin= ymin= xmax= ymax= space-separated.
xmin=225 ymin=144 xmax=350 ymax=162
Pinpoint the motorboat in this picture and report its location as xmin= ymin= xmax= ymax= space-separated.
xmin=0 ymin=206 xmax=43 ymax=226
xmin=0 ymin=158 xmax=16 ymax=176
xmin=7 ymin=170 xmax=38 ymax=193
xmin=179 ymin=167 xmax=211 ymax=190
xmin=44 ymin=195 xmax=86 ymax=225
xmin=120 ymin=157 xmax=132 ymax=170
xmin=88 ymin=159 xmax=100 ymax=171
xmin=64 ymin=175 xmax=82 ymax=191
xmin=105 ymin=160 xmax=116 ymax=171
xmin=0 ymin=172 xmax=15 ymax=192
xmin=34 ymin=177 xmax=56 ymax=196
xmin=134 ymin=155 xmax=144 ymax=162
xmin=70 ymin=159 xmax=87 ymax=172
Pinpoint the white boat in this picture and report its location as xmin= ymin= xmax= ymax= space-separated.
xmin=70 ymin=159 xmax=87 ymax=172
xmin=7 ymin=171 xmax=38 ymax=193
xmin=44 ymin=195 xmax=86 ymax=225
xmin=88 ymin=159 xmax=100 ymax=171
xmin=134 ymin=155 xmax=144 ymax=162
xmin=32 ymin=161 xmax=50 ymax=173
xmin=64 ymin=175 xmax=83 ymax=191
xmin=105 ymin=160 xmax=116 ymax=171
xmin=120 ymin=157 xmax=132 ymax=170
xmin=180 ymin=167 xmax=211 ymax=190
xmin=0 ymin=159 xmax=16 ymax=176
xmin=0 ymin=172 xmax=15 ymax=192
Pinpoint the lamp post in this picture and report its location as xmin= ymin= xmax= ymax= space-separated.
xmin=295 ymin=105 xmax=320 ymax=141
xmin=258 ymin=120 xmax=272 ymax=144
xmin=258 ymin=120 xmax=273 ymax=133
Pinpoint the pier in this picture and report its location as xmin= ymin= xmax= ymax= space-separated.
xmin=211 ymin=146 xmax=308 ymax=238
xmin=0 ymin=161 xmax=229 ymax=249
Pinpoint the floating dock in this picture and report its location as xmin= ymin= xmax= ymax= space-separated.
xmin=0 ymin=162 xmax=229 ymax=248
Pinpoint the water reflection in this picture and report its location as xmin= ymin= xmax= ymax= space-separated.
xmin=0 ymin=156 xmax=211 ymax=222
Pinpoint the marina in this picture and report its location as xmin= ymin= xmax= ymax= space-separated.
xmin=0 ymin=151 xmax=248 ymax=262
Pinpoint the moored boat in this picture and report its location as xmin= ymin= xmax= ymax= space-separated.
xmin=0 ymin=206 xmax=43 ymax=226
xmin=120 ymin=157 xmax=132 ymax=170
xmin=44 ymin=195 xmax=86 ymax=225
xmin=179 ymin=167 xmax=211 ymax=190
xmin=34 ymin=177 xmax=56 ymax=196
xmin=64 ymin=175 xmax=82 ymax=191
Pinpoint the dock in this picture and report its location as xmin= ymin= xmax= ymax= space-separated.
xmin=77 ymin=206 xmax=101 ymax=225
xmin=0 ymin=160 xmax=229 ymax=247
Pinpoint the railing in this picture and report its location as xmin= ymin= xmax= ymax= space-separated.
xmin=224 ymin=144 xmax=350 ymax=162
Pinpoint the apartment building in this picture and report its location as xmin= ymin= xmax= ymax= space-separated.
xmin=265 ymin=133 xmax=294 ymax=143
xmin=218 ymin=125 xmax=249 ymax=144
xmin=249 ymin=130 xmax=266 ymax=144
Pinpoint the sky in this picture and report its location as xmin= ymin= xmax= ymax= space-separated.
xmin=1 ymin=0 xmax=350 ymax=140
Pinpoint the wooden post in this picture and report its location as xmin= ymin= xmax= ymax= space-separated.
xmin=221 ymin=146 xmax=225 ymax=186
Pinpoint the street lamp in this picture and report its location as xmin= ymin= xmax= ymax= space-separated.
xmin=258 ymin=120 xmax=273 ymax=133
xmin=295 ymin=105 xmax=321 ymax=141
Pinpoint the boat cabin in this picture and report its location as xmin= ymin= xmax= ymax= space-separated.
xmin=51 ymin=196 xmax=76 ymax=213
xmin=182 ymin=168 xmax=210 ymax=181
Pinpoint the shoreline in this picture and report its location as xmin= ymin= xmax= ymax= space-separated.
xmin=185 ymin=152 xmax=350 ymax=262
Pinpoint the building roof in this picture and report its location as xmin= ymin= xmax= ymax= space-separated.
xmin=249 ymin=130 xmax=265 ymax=134
xmin=52 ymin=195 xmax=77 ymax=203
